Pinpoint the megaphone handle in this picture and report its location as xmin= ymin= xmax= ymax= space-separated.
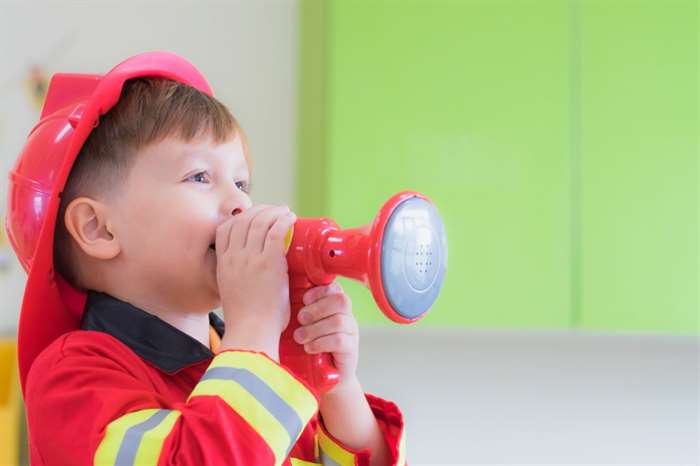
xmin=280 ymin=273 xmax=341 ymax=395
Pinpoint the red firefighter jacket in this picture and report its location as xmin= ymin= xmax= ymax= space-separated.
xmin=24 ymin=291 xmax=407 ymax=466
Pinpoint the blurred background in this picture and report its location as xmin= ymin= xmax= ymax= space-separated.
xmin=0 ymin=0 xmax=698 ymax=465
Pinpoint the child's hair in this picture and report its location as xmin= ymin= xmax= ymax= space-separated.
xmin=53 ymin=77 xmax=248 ymax=290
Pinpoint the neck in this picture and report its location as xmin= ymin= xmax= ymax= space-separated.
xmin=103 ymin=290 xmax=211 ymax=349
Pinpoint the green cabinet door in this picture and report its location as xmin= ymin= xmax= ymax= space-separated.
xmin=319 ymin=0 xmax=573 ymax=328
xmin=579 ymin=1 xmax=699 ymax=333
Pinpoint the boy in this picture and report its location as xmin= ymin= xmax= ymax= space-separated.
xmin=5 ymin=52 xmax=406 ymax=466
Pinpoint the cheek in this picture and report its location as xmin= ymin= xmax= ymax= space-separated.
xmin=170 ymin=195 xmax=218 ymax=232
xmin=118 ymin=191 xmax=215 ymax=253
xmin=153 ymin=196 xmax=218 ymax=251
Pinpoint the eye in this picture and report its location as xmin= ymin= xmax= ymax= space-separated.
xmin=236 ymin=181 xmax=252 ymax=194
xmin=186 ymin=171 xmax=210 ymax=183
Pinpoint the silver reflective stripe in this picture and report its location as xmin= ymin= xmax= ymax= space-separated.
xmin=320 ymin=448 xmax=341 ymax=466
xmin=201 ymin=366 xmax=305 ymax=451
xmin=113 ymin=409 xmax=172 ymax=466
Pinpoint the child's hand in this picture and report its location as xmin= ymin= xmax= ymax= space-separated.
xmin=294 ymin=282 xmax=360 ymax=393
xmin=217 ymin=204 xmax=297 ymax=361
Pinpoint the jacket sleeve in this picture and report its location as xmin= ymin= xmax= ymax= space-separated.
xmin=25 ymin=336 xmax=319 ymax=466
xmin=313 ymin=393 xmax=407 ymax=466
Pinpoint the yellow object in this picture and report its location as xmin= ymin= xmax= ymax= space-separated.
xmin=0 ymin=217 xmax=7 ymax=247
xmin=290 ymin=459 xmax=321 ymax=466
xmin=209 ymin=325 xmax=221 ymax=354
xmin=93 ymin=408 xmax=181 ymax=466
xmin=318 ymin=426 xmax=357 ymax=466
xmin=284 ymin=226 xmax=294 ymax=254
xmin=0 ymin=339 xmax=20 ymax=466
xmin=189 ymin=351 xmax=317 ymax=466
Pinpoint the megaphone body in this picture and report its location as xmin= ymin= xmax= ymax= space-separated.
xmin=280 ymin=191 xmax=448 ymax=394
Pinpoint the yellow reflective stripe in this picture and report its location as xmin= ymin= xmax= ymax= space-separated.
xmin=188 ymin=351 xmax=318 ymax=466
xmin=94 ymin=410 xmax=154 ymax=465
xmin=318 ymin=427 xmax=356 ymax=466
xmin=207 ymin=351 xmax=317 ymax=421
xmin=133 ymin=410 xmax=181 ymax=465
xmin=291 ymin=458 xmax=322 ymax=466
xmin=191 ymin=378 xmax=291 ymax=466
xmin=396 ymin=426 xmax=407 ymax=466
xmin=93 ymin=408 xmax=181 ymax=466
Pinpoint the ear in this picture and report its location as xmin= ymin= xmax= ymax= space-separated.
xmin=64 ymin=197 xmax=121 ymax=260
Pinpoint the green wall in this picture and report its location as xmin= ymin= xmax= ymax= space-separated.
xmin=297 ymin=0 xmax=699 ymax=334
xmin=578 ymin=1 xmax=699 ymax=333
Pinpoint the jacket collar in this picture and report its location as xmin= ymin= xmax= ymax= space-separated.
xmin=80 ymin=290 xmax=225 ymax=374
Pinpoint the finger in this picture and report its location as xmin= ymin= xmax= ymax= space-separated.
xmin=226 ymin=204 xmax=274 ymax=252
xmin=244 ymin=205 xmax=289 ymax=251
xmin=302 ymin=282 xmax=343 ymax=306
xmin=246 ymin=205 xmax=291 ymax=253
xmin=215 ymin=215 xmax=238 ymax=255
xmin=303 ymin=332 xmax=355 ymax=354
xmin=293 ymin=312 xmax=357 ymax=345
xmin=298 ymin=292 xmax=352 ymax=325
xmin=263 ymin=211 xmax=297 ymax=257
xmin=221 ymin=204 xmax=268 ymax=253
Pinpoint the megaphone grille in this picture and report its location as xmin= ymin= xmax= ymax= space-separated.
xmin=380 ymin=196 xmax=447 ymax=320
xmin=406 ymin=226 xmax=440 ymax=290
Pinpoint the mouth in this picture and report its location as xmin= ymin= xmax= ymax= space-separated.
xmin=209 ymin=244 xmax=216 ymax=252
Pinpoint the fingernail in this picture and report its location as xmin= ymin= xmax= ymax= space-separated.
xmin=294 ymin=328 xmax=306 ymax=343
xmin=298 ymin=311 xmax=310 ymax=324
xmin=302 ymin=292 xmax=313 ymax=306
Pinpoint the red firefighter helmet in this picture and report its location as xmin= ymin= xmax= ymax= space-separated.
xmin=4 ymin=52 xmax=213 ymax=394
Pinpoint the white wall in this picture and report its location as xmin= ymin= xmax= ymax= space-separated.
xmin=358 ymin=327 xmax=700 ymax=466
xmin=0 ymin=0 xmax=299 ymax=334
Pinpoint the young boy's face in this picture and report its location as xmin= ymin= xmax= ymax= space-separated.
xmin=108 ymin=133 xmax=251 ymax=312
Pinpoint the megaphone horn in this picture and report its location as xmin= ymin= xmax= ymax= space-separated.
xmin=280 ymin=191 xmax=448 ymax=394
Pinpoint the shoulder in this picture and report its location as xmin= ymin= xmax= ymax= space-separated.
xmin=23 ymin=331 xmax=167 ymax=465
xmin=26 ymin=329 xmax=146 ymax=391
xmin=35 ymin=329 xmax=136 ymax=364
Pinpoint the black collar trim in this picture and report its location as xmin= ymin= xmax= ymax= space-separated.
xmin=80 ymin=291 xmax=225 ymax=374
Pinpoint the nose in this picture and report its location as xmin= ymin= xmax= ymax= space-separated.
xmin=224 ymin=202 xmax=248 ymax=218
xmin=221 ymin=187 xmax=251 ymax=218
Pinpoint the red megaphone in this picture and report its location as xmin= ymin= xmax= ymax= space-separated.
xmin=280 ymin=190 xmax=448 ymax=395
